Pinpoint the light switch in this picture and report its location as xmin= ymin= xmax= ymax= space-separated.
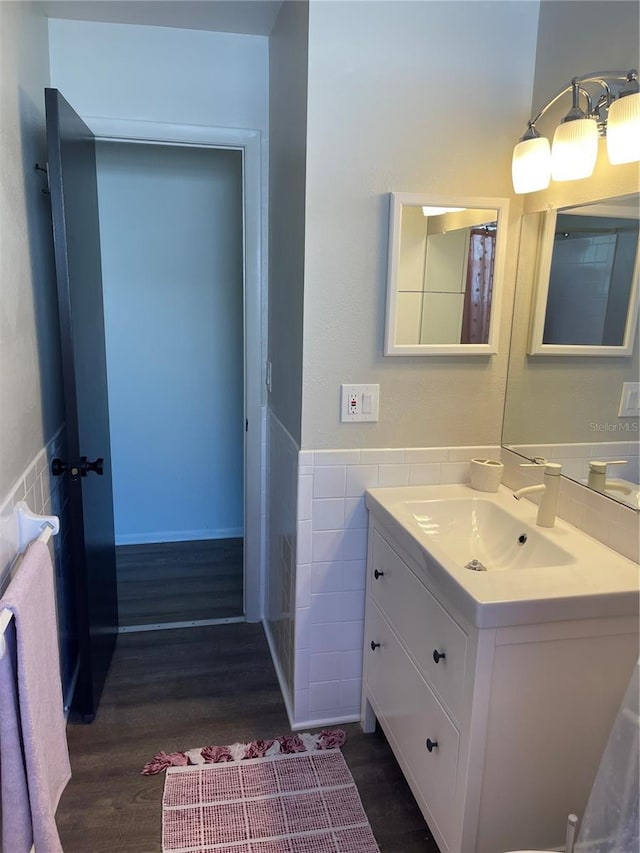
xmin=618 ymin=382 xmax=640 ymax=417
xmin=341 ymin=384 xmax=379 ymax=422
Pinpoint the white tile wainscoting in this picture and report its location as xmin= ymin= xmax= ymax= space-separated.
xmin=293 ymin=443 xmax=504 ymax=728
xmin=0 ymin=426 xmax=66 ymax=580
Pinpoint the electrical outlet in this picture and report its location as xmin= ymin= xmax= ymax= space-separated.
xmin=618 ymin=382 xmax=640 ymax=417
xmin=341 ymin=384 xmax=379 ymax=422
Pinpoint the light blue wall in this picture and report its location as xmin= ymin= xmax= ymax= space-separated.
xmin=95 ymin=142 xmax=244 ymax=544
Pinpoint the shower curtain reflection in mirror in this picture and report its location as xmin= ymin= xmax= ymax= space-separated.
xmin=461 ymin=227 xmax=496 ymax=344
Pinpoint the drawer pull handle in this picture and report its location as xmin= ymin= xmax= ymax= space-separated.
xmin=433 ymin=649 xmax=446 ymax=663
xmin=370 ymin=641 xmax=381 ymax=651
xmin=374 ymin=569 xmax=384 ymax=579
xmin=426 ymin=738 xmax=439 ymax=753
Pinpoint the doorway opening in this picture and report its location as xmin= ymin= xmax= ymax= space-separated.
xmin=95 ymin=141 xmax=245 ymax=629
xmin=89 ymin=119 xmax=265 ymax=631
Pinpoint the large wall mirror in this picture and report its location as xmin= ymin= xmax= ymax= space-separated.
xmin=503 ymin=189 xmax=639 ymax=511
xmin=528 ymin=195 xmax=639 ymax=356
xmin=384 ymin=193 xmax=510 ymax=355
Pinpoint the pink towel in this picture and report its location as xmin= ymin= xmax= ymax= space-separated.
xmin=0 ymin=620 xmax=32 ymax=852
xmin=0 ymin=541 xmax=71 ymax=853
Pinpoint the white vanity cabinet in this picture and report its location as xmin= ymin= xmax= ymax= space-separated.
xmin=361 ymin=518 xmax=639 ymax=853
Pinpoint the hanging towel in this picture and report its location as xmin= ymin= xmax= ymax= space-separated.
xmin=0 ymin=541 xmax=71 ymax=853
xmin=0 ymin=619 xmax=33 ymax=853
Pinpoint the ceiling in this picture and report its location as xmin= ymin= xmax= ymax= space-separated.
xmin=37 ymin=1 xmax=284 ymax=36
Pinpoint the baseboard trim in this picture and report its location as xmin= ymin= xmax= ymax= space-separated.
xmin=262 ymin=619 xmax=295 ymax=730
xmin=115 ymin=528 xmax=244 ymax=546
xmin=118 ymin=616 xmax=245 ymax=633
xmin=291 ymin=712 xmax=361 ymax=732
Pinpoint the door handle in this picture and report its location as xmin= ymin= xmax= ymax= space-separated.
xmin=79 ymin=457 xmax=104 ymax=476
xmin=52 ymin=457 xmax=104 ymax=478
xmin=52 ymin=458 xmax=76 ymax=477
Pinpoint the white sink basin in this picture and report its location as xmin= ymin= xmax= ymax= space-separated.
xmin=406 ymin=498 xmax=574 ymax=571
xmin=365 ymin=484 xmax=639 ymax=628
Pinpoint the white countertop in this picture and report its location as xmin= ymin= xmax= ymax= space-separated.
xmin=365 ymin=483 xmax=640 ymax=629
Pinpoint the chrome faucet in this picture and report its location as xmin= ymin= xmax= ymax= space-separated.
xmin=513 ymin=461 xmax=562 ymax=528
xmin=587 ymin=460 xmax=630 ymax=494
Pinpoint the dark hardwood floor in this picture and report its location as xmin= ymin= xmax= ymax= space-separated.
xmin=56 ymin=622 xmax=439 ymax=853
xmin=116 ymin=539 xmax=243 ymax=626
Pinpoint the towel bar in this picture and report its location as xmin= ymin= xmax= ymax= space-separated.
xmin=0 ymin=509 xmax=60 ymax=659
xmin=15 ymin=501 xmax=59 ymax=554
xmin=0 ymin=608 xmax=12 ymax=643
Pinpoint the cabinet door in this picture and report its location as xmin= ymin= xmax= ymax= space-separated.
xmin=371 ymin=529 xmax=468 ymax=720
xmin=366 ymin=601 xmax=459 ymax=845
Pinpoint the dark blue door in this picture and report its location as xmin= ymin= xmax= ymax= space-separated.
xmin=45 ymin=89 xmax=118 ymax=721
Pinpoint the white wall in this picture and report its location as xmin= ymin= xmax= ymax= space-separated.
xmin=96 ymin=142 xmax=244 ymax=544
xmin=301 ymin=0 xmax=539 ymax=450
xmin=0 ymin=2 xmax=63 ymax=495
xmin=48 ymin=19 xmax=269 ymax=132
xmin=268 ymin=0 xmax=309 ymax=446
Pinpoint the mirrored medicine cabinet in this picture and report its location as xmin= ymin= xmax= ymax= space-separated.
xmin=384 ymin=193 xmax=510 ymax=355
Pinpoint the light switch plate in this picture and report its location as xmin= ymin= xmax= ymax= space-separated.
xmin=618 ymin=382 xmax=640 ymax=417
xmin=341 ymin=384 xmax=379 ymax=422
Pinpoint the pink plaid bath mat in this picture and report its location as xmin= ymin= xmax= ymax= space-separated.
xmin=162 ymin=748 xmax=380 ymax=852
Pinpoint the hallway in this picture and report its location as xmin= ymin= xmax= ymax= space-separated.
xmin=56 ymin=622 xmax=438 ymax=852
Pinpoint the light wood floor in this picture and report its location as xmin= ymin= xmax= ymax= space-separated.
xmin=56 ymin=622 xmax=439 ymax=853
xmin=116 ymin=539 xmax=243 ymax=626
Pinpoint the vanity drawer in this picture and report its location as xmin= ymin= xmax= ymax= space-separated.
xmin=365 ymin=601 xmax=459 ymax=845
xmin=370 ymin=528 xmax=467 ymax=720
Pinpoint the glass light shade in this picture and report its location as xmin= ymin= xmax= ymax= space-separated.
xmin=422 ymin=206 xmax=465 ymax=216
xmin=606 ymin=92 xmax=640 ymax=164
xmin=551 ymin=118 xmax=598 ymax=181
xmin=512 ymin=136 xmax=551 ymax=194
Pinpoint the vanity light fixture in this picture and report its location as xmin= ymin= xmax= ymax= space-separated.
xmin=607 ymin=71 xmax=640 ymax=164
xmin=512 ymin=69 xmax=640 ymax=194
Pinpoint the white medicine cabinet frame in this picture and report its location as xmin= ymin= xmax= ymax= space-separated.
xmin=384 ymin=192 xmax=510 ymax=356
xmin=528 ymin=201 xmax=640 ymax=357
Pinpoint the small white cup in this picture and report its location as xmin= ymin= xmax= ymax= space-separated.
xmin=470 ymin=458 xmax=504 ymax=492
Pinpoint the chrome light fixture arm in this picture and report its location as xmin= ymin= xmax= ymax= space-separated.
xmin=527 ymin=70 xmax=632 ymax=134
xmin=512 ymin=69 xmax=639 ymax=193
